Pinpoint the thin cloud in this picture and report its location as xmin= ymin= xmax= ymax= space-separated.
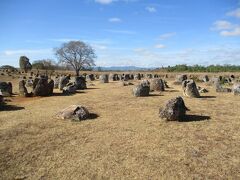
xmin=92 ymin=44 xmax=108 ymax=50
xmin=220 ymin=27 xmax=240 ymax=36
xmin=158 ymin=32 xmax=176 ymax=40
xmin=146 ymin=6 xmax=157 ymax=13
xmin=108 ymin=17 xmax=122 ymax=23
xmin=3 ymin=49 xmax=52 ymax=56
xmin=155 ymin=44 xmax=166 ymax=49
xmin=95 ymin=0 xmax=113 ymax=4
xmin=133 ymin=46 xmax=240 ymax=67
xmin=211 ymin=9 xmax=240 ymax=37
xmin=211 ymin=21 xmax=240 ymax=37
xmin=226 ymin=8 xmax=240 ymax=18
xmin=133 ymin=48 xmax=148 ymax=53
xmin=211 ymin=20 xmax=234 ymax=30
xmin=95 ymin=0 xmax=138 ymax=5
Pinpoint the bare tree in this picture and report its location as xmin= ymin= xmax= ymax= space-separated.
xmin=54 ymin=41 xmax=96 ymax=76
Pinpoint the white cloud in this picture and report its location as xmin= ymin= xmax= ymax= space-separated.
xmin=211 ymin=21 xmax=240 ymax=37
xmin=158 ymin=32 xmax=176 ymax=40
xmin=133 ymin=48 xmax=148 ymax=53
xmin=3 ymin=49 xmax=52 ymax=56
xmin=146 ymin=6 xmax=157 ymax=13
xmin=220 ymin=27 xmax=240 ymax=36
xmin=0 ymin=49 xmax=54 ymax=67
xmin=95 ymin=0 xmax=113 ymax=4
xmin=226 ymin=8 xmax=240 ymax=18
xmin=211 ymin=20 xmax=234 ymax=30
xmin=91 ymin=44 xmax=108 ymax=50
xmin=95 ymin=0 xmax=138 ymax=5
xmin=132 ymin=46 xmax=240 ymax=67
xmin=155 ymin=44 xmax=166 ymax=49
xmin=108 ymin=17 xmax=122 ymax=23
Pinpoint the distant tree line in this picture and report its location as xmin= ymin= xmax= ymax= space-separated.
xmin=32 ymin=59 xmax=65 ymax=71
xmin=32 ymin=59 xmax=94 ymax=71
xmin=159 ymin=64 xmax=240 ymax=72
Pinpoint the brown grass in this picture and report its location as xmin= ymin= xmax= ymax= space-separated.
xmin=0 ymin=74 xmax=240 ymax=179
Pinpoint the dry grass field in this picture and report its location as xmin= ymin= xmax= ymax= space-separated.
xmin=0 ymin=73 xmax=240 ymax=179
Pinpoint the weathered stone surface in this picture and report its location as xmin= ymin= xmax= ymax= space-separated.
xmin=159 ymin=96 xmax=188 ymax=121
xmin=200 ymin=75 xmax=209 ymax=82
xmin=0 ymin=82 xmax=12 ymax=97
xmin=118 ymin=74 xmax=123 ymax=80
xmin=119 ymin=81 xmax=134 ymax=86
xmin=59 ymin=75 xmax=70 ymax=90
xmin=150 ymin=79 xmax=165 ymax=92
xmin=134 ymin=73 xmax=141 ymax=80
xmin=25 ymin=79 xmax=33 ymax=87
xmin=32 ymin=78 xmax=40 ymax=90
xmin=132 ymin=84 xmax=150 ymax=97
xmin=75 ymin=76 xmax=87 ymax=90
xmin=174 ymin=74 xmax=187 ymax=84
xmin=146 ymin=74 xmax=153 ymax=79
xmin=55 ymin=105 xmax=90 ymax=121
xmin=19 ymin=80 xmax=29 ymax=97
xmin=233 ymin=83 xmax=240 ymax=95
xmin=0 ymin=90 xmax=4 ymax=106
xmin=140 ymin=79 xmax=150 ymax=87
xmin=130 ymin=74 xmax=134 ymax=80
xmin=109 ymin=74 xmax=118 ymax=81
xmin=33 ymin=78 xmax=54 ymax=96
xmin=33 ymin=78 xmax=47 ymax=96
xmin=86 ymin=74 xmax=95 ymax=81
xmin=198 ymin=86 xmax=208 ymax=93
xmin=94 ymin=74 xmax=99 ymax=80
xmin=123 ymin=74 xmax=130 ymax=81
xmin=163 ymin=80 xmax=169 ymax=88
xmin=47 ymin=80 xmax=54 ymax=95
xmin=230 ymin=75 xmax=235 ymax=82
xmin=182 ymin=80 xmax=200 ymax=98
xmin=213 ymin=78 xmax=232 ymax=93
xmin=54 ymin=77 xmax=60 ymax=89
xmin=99 ymin=74 xmax=109 ymax=83
xmin=63 ymin=82 xmax=77 ymax=94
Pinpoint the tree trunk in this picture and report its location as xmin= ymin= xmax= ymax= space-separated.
xmin=75 ymin=69 xmax=80 ymax=76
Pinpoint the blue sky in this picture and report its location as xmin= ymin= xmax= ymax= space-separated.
xmin=0 ymin=0 xmax=240 ymax=67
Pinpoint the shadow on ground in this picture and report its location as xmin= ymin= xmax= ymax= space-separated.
xmin=200 ymin=96 xmax=216 ymax=99
xmin=165 ymin=89 xmax=180 ymax=93
xmin=88 ymin=113 xmax=99 ymax=119
xmin=71 ymin=113 xmax=99 ymax=122
xmin=52 ymin=91 xmax=85 ymax=96
xmin=0 ymin=104 xmax=25 ymax=111
xmin=148 ymin=94 xmax=163 ymax=97
xmin=86 ymin=87 xmax=100 ymax=90
xmin=52 ymin=92 xmax=74 ymax=97
xmin=180 ymin=114 xmax=211 ymax=122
